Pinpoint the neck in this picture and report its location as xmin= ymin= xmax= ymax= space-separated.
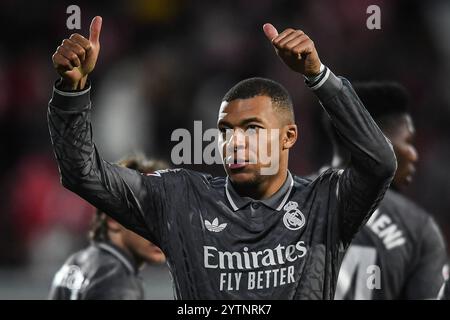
xmin=234 ymin=155 xmax=289 ymax=199
xmin=236 ymin=171 xmax=288 ymax=200
xmin=108 ymin=233 xmax=143 ymax=268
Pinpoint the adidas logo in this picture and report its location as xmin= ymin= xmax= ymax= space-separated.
xmin=205 ymin=218 xmax=227 ymax=233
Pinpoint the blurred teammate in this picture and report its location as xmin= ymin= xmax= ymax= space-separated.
xmin=48 ymin=156 xmax=167 ymax=300
xmin=328 ymin=82 xmax=448 ymax=300
xmin=438 ymin=274 xmax=450 ymax=299
xmin=47 ymin=17 xmax=396 ymax=299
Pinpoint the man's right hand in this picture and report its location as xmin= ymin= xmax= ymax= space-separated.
xmin=52 ymin=16 xmax=102 ymax=90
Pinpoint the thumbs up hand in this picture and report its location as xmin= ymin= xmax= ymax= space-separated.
xmin=263 ymin=23 xmax=322 ymax=77
xmin=52 ymin=16 xmax=102 ymax=90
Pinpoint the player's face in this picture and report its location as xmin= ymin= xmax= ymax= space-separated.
xmin=123 ymin=229 xmax=166 ymax=264
xmin=385 ymin=114 xmax=418 ymax=188
xmin=217 ymin=96 xmax=286 ymax=186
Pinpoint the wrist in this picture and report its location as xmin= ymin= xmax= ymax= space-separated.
xmin=60 ymin=75 xmax=88 ymax=91
xmin=304 ymin=63 xmax=325 ymax=81
xmin=304 ymin=64 xmax=332 ymax=91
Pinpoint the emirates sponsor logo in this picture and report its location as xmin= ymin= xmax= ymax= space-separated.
xmin=204 ymin=241 xmax=307 ymax=270
xmin=203 ymin=241 xmax=308 ymax=291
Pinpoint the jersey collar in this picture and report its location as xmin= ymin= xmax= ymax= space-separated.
xmin=225 ymin=171 xmax=294 ymax=212
xmin=97 ymin=241 xmax=139 ymax=275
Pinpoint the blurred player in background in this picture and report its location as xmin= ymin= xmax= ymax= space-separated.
xmin=48 ymin=155 xmax=167 ymax=300
xmin=325 ymin=82 xmax=448 ymax=299
xmin=438 ymin=273 xmax=450 ymax=299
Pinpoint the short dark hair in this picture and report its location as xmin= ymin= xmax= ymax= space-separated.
xmin=89 ymin=155 xmax=169 ymax=242
xmin=222 ymin=77 xmax=295 ymax=124
xmin=352 ymin=81 xmax=410 ymax=130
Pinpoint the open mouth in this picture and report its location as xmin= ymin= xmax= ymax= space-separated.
xmin=228 ymin=163 xmax=247 ymax=170
xmin=225 ymin=155 xmax=250 ymax=170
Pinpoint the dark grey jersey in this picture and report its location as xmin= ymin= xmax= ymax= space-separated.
xmin=47 ymin=69 xmax=396 ymax=299
xmin=49 ymin=242 xmax=144 ymax=300
xmin=438 ymin=276 xmax=450 ymax=300
xmin=335 ymin=189 xmax=448 ymax=300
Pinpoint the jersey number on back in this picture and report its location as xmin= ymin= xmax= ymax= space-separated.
xmin=335 ymin=245 xmax=380 ymax=300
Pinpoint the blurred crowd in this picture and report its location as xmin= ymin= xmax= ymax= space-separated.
xmin=0 ymin=0 xmax=449 ymax=298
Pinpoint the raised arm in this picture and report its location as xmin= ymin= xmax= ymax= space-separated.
xmin=263 ymin=23 xmax=397 ymax=244
xmin=48 ymin=17 xmax=165 ymax=245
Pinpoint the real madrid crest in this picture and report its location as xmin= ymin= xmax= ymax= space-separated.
xmin=283 ymin=201 xmax=305 ymax=231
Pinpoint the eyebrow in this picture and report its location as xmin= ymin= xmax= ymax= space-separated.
xmin=218 ymin=117 xmax=265 ymax=128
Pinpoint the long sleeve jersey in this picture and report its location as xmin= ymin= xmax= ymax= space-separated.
xmin=47 ymin=67 xmax=396 ymax=299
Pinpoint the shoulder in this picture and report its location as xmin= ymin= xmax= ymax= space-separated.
xmin=59 ymin=244 xmax=131 ymax=279
xmin=83 ymin=246 xmax=143 ymax=299
xmin=383 ymin=190 xmax=431 ymax=223
xmin=50 ymin=245 xmax=100 ymax=299
xmin=57 ymin=245 xmax=100 ymax=272
xmin=299 ymin=167 xmax=343 ymax=186
xmin=145 ymin=168 xmax=213 ymax=184
xmin=383 ymin=190 xmax=445 ymax=243
xmin=292 ymin=174 xmax=312 ymax=188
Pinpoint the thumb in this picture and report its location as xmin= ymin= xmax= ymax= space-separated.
xmin=89 ymin=16 xmax=102 ymax=45
xmin=263 ymin=23 xmax=279 ymax=42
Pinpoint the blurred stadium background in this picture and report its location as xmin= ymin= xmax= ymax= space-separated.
xmin=0 ymin=0 xmax=449 ymax=299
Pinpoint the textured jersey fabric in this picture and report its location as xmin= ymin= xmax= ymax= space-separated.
xmin=49 ymin=241 xmax=144 ymax=300
xmin=47 ymin=69 xmax=396 ymax=299
xmin=335 ymin=189 xmax=447 ymax=299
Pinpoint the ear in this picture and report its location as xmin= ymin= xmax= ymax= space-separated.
xmin=283 ymin=124 xmax=298 ymax=150
xmin=106 ymin=216 xmax=123 ymax=233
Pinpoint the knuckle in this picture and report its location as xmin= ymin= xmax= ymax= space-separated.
xmin=77 ymin=38 xmax=87 ymax=47
xmin=286 ymin=43 xmax=295 ymax=50
xmin=72 ymin=46 xmax=81 ymax=54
